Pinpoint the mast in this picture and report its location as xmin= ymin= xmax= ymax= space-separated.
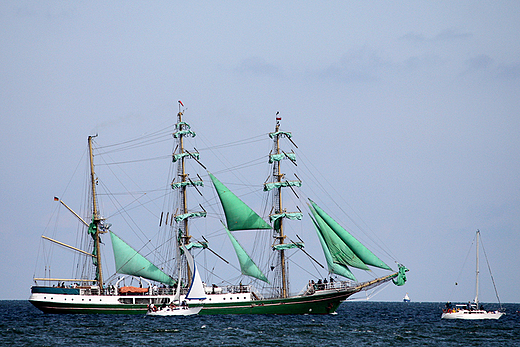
xmin=177 ymin=108 xmax=190 ymax=244
xmin=475 ymin=229 xmax=480 ymax=305
xmin=88 ymin=135 xmax=103 ymax=290
xmin=172 ymin=101 xmax=205 ymax=287
xmin=273 ymin=116 xmax=288 ymax=298
xmin=176 ymin=106 xmax=190 ymax=287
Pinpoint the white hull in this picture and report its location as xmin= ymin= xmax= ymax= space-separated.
xmin=147 ymin=306 xmax=202 ymax=316
xmin=441 ymin=309 xmax=504 ymax=320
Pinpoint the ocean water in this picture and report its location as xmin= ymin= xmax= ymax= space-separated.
xmin=1 ymin=301 xmax=519 ymax=346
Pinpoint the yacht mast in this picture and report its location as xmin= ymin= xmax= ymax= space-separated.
xmin=475 ymin=229 xmax=480 ymax=305
xmin=88 ymin=135 xmax=103 ymax=290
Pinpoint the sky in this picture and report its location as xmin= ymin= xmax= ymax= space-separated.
xmin=1 ymin=1 xmax=520 ymax=303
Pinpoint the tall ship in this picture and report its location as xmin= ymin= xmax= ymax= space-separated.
xmin=29 ymin=102 xmax=408 ymax=314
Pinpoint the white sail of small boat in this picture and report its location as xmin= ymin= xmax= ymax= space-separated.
xmin=403 ymin=293 xmax=410 ymax=302
xmin=147 ymin=245 xmax=206 ymax=316
xmin=441 ymin=230 xmax=504 ymax=320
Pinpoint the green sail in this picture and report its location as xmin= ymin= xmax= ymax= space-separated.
xmin=392 ymin=264 xmax=408 ymax=286
xmin=309 ymin=204 xmax=369 ymax=270
xmin=309 ymin=199 xmax=392 ymax=271
xmin=109 ymin=231 xmax=175 ymax=286
xmin=174 ymin=211 xmax=207 ymax=223
xmin=264 ymin=180 xmax=301 ymax=192
xmin=273 ymin=242 xmax=304 ymax=251
xmin=225 ymin=228 xmax=269 ymax=283
xmin=268 ymin=152 xmax=296 ymax=164
xmin=209 ymin=172 xmax=272 ymax=231
xmin=171 ymin=180 xmax=204 ymax=189
xmin=172 ymin=152 xmax=200 ymax=162
xmin=310 ymin=215 xmax=357 ymax=281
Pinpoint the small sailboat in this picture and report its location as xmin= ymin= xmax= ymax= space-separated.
xmin=403 ymin=293 xmax=410 ymax=302
xmin=441 ymin=230 xmax=504 ymax=320
xmin=147 ymin=246 xmax=206 ymax=316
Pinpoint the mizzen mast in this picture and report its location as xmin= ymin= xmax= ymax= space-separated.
xmin=88 ymin=135 xmax=103 ymax=290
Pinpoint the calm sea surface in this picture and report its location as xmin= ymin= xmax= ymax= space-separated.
xmin=1 ymin=300 xmax=519 ymax=346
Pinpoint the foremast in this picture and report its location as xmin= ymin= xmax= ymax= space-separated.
xmin=88 ymin=135 xmax=104 ymax=290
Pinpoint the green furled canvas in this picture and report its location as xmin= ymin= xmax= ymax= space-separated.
xmin=392 ymin=264 xmax=408 ymax=286
xmin=172 ymin=152 xmax=200 ymax=163
xmin=174 ymin=211 xmax=207 ymax=223
xmin=209 ymin=172 xmax=272 ymax=231
xmin=268 ymin=152 xmax=296 ymax=164
xmin=225 ymin=228 xmax=269 ymax=283
xmin=309 ymin=199 xmax=392 ymax=271
xmin=109 ymin=231 xmax=175 ymax=286
xmin=273 ymin=242 xmax=304 ymax=251
xmin=269 ymin=131 xmax=292 ymax=139
xmin=171 ymin=180 xmax=204 ymax=189
xmin=173 ymin=129 xmax=196 ymax=138
xmin=264 ymin=180 xmax=301 ymax=192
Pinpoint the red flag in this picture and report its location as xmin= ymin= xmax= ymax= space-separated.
xmin=178 ymin=100 xmax=184 ymax=106
xmin=54 ymin=197 xmax=59 ymax=201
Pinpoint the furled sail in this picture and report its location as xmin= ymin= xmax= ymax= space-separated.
xmin=174 ymin=211 xmax=207 ymax=223
xmin=109 ymin=231 xmax=175 ymax=286
xmin=392 ymin=264 xmax=408 ymax=286
xmin=171 ymin=180 xmax=204 ymax=189
xmin=309 ymin=204 xmax=369 ymax=270
xmin=264 ymin=180 xmax=301 ymax=192
xmin=273 ymin=242 xmax=304 ymax=251
xmin=209 ymin=172 xmax=272 ymax=231
xmin=172 ymin=152 xmax=200 ymax=163
xmin=310 ymin=215 xmax=357 ymax=281
xmin=269 ymin=211 xmax=303 ymax=223
xmin=268 ymin=152 xmax=296 ymax=163
xmin=309 ymin=199 xmax=392 ymax=271
xmin=225 ymin=228 xmax=269 ymax=283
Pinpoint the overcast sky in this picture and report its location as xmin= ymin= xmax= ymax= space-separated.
xmin=1 ymin=1 xmax=520 ymax=303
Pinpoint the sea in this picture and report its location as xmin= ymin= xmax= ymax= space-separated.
xmin=1 ymin=301 xmax=519 ymax=346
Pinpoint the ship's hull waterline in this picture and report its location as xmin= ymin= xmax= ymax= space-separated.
xmin=29 ymin=287 xmax=359 ymax=315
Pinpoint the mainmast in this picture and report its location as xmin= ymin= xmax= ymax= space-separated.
xmin=272 ymin=115 xmax=288 ymax=298
xmin=267 ymin=114 xmax=302 ymax=298
xmin=171 ymin=101 xmax=206 ymax=287
xmin=88 ymin=135 xmax=103 ymax=290
xmin=177 ymin=108 xmax=190 ymax=245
